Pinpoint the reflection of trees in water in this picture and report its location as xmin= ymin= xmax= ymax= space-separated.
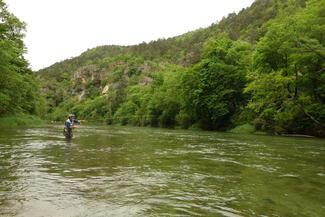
xmin=40 ymin=134 xmax=127 ymax=179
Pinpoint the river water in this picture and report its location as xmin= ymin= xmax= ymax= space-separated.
xmin=0 ymin=125 xmax=324 ymax=216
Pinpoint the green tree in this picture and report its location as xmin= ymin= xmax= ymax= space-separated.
xmin=146 ymin=68 xmax=183 ymax=128
xmin=191 ymin=36 xmax=252 ymax=130
xmin=0 ymin=0 xmax=41 ymax=116
xmin=246 ymin=0 xmax=325 ymax=135
xmin=114 ymin=85 xmax=152 ymax=126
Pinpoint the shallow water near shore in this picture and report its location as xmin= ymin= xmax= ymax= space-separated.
xmin=0 ymin=125 xmax=324 ymax=216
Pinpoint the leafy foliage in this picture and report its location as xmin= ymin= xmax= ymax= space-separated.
xmin=0 ymin=0 xmax=43 ymax=117
xmin=246 ymin=0 xmax=325 ymax=135
xmin=191 ymin=36 xmax=252 ymax=130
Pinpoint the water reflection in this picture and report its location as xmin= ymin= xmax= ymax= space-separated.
xmin=0 ymin=125 xmax=324 ymax=216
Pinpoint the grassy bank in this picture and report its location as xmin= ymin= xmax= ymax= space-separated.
xmin=229 ymin=123 xmax=269 ymax=136
xmin=229 ymin=124 xmax=256 ymax=134
xmin=0 ymin=114 xmax=45 ymax=128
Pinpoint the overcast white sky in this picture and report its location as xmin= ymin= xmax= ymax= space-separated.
xmin=5 ymin=0 xmax=254 ymax=70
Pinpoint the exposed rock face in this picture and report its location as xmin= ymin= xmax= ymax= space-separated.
xmin=79 ymin=90 xmax=87 ymax=101
xmin=72 ymin=65 xmax=101 ymax=84
xmin=101 ymin=84 xmax=110 ymax=95
xmin=67 ymin=62 xmax=156 ymax=100
xmin=71 ymin=65 xmax=102 ymax=101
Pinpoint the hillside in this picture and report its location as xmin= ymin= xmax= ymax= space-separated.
xmin=39 ymin=0 xmax=281 ymax=76
xmin=37 ymin=0 xmax=325 ymax=136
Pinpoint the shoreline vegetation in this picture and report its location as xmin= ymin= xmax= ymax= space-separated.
xmin=0 ymin=114 xmax=317 ymax=138
xmin=47 ymin=119 xmax=317 ymax=138
xmin=0 ymin=114 xmax=45 ymax=128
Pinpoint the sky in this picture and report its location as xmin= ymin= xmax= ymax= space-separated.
xmin=5 ymin=0 xmax=255 ymax=71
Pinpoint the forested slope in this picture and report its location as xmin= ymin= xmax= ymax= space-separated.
xmin=38 ymin=0 xmax=325 ymax=136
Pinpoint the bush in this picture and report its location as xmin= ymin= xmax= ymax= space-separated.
xmin=113 ymin=101 xmax=137 ymax=125
xmin=229 ymin=123 xmax=255 ymax=134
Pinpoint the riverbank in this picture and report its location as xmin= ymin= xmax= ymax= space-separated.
xmin=0 ymin=114 xmax=45 ymax=128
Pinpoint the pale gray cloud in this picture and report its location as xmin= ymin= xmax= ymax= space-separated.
xmin=5 ymin=0 xmax=254 ymax=70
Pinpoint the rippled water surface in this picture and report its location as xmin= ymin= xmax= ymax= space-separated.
xmin=0 ymin=125 xmax=324 ymax=216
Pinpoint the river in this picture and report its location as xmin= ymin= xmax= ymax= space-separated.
xmin=0 ymin=125 xmax=324 ymax=216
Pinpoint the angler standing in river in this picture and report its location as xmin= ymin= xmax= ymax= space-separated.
xmin=63 ymin=114 xmax=79 ymax=139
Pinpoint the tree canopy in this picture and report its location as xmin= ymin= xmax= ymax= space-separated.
xmin=0 ymin=0 xmax=44 ymax=117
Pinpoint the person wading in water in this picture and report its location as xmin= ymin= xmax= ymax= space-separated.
xmin=64 ymin=114 xmax=79 ymax=139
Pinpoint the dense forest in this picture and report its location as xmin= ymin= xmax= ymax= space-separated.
xmin=1 ymin=0 xmax=324 ymax=136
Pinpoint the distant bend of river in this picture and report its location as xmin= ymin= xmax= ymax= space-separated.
xmin=0 ymin=125 xmax=324 ymax=217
